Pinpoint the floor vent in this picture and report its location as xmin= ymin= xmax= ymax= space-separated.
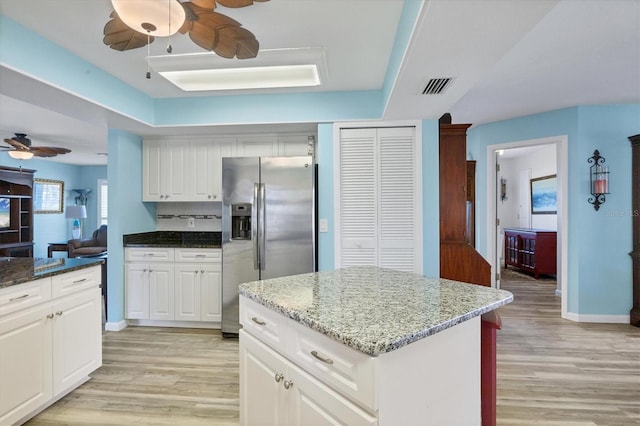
xmin=422 ymin=77 xmax=453 ymax=95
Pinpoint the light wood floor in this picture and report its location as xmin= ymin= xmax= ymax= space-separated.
xmin=26 ymin=277 xmax=640 ymax=425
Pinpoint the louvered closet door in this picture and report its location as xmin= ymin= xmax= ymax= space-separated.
xmin=338 ymin=127 xmax=419 ymax=273
xmin=377 ymin=127 xmax=417 ymax=272
xmin=339 ymin=129 xmax=377 ymax=267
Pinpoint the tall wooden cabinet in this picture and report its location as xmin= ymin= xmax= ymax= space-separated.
xmin=0 ymin=166 xmax=34 ymax=257
xmin=629 ymin=133 xmax=639 ymax=327
xmin=438 ymin=122 xmax=490 ymax=286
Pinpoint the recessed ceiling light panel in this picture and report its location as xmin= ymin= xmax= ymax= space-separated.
xmin=148 ymin=48 xmax=328 ymax=92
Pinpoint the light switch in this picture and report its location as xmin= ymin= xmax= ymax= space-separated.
xmin=319 ymin=218 xmax=328 ymax=233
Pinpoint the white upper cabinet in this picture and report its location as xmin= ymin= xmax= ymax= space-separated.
xmin=143 ymin=133 xmax=313 ymax=202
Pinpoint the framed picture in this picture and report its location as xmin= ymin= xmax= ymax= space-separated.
xmin=34 ymin=178 xmax=64 ymax=214
xmin=530 ymin=174 xmax=557 ymax=214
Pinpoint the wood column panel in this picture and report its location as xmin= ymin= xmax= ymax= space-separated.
xmin=629 ymin=134 xmax=640 ymax=327
xmin=439 ymin=124 xmax=471 ymax=243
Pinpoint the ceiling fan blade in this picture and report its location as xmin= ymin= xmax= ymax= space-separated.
xmin=31 ymin=146 xmax=72 ymax=156
xmin=214 ymin=0 xmax=269 ymax=8
xmin=190 ymin=0 xmax=217 ymax=9
xmin=181 ymin=4 xmax=259 ymax=58
xmin=103 ymin=11 xmax=153 ymax=51
xmin=4 ymin=138 xmax=29 ymax=150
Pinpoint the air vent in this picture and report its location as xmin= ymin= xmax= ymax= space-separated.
xmin=421 ymin=77 xmax=453 ymax=95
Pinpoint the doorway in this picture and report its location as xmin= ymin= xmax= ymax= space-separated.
xmin=486 ymin=136 xmax=568 ymax=319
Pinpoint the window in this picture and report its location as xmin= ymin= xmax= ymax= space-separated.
xmin=97 ymin=179 xmax=108 ymax=225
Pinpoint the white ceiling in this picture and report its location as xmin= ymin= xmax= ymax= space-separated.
xmin=0 ymin=0 xmax=638 ymax=165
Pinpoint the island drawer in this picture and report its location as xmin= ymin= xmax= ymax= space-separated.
xmin=240 ymin=296 xmax=287 ymax=354
xmin=52 ymin=265 xmax=101 ymax=299
xmin=0 ymin=278 xmax=52 ymax=317
xmin=175 ymin=248 xmax=220 ymax=263
xmin=287 ymin=319 xmax=377 ymax=412
xmin=125 ymin=247 xmax=175 ymax=262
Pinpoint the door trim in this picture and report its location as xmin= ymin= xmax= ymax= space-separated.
xmin=486 ymin=135 xmax=568 ymax=320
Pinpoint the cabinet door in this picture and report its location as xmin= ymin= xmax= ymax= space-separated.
xmin=200 ymin=263 xmax=222 ymax=322
xmin=143 ymin=141 xmax=164 ymax=201
xmin=174 ymin=263 xmax=200 ymax=321
xmin=278 ymin=134 xmax=312 ymax=156
xmin=51 ymin=287 xmax=102 ymax=395
xmin=0 ymin=304 xmax=52 ymax=426
xmin=237 ymin=135 xmax=279 ymax=157
xmin=190 ymin=139 xmax=216 ymax=202
xmin=165 ymin=140 xmax=190 ymax=202
xmin=240 ymin=330 xmax=288 ymax=426
xmin=125 ymin=263 xmax=149 ymax=319
xmin=149 ymin=264 xmax=174 ymax=320
xmin=288 ymin=361 xmax=377 ymax=426
xmin=211 ymin=139 xmax=236 ymax=201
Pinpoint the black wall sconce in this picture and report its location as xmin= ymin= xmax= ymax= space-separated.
xmin=588 ymin=150 xmax=609 ymax=211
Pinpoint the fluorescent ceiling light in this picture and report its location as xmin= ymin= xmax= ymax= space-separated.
xmin=160 ymin=65 xmax=320 ymax=91
xmin=148 ymin=48 xmax=328 ymax=92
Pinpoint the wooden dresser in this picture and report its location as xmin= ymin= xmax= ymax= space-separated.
xmin=503 ymin=228 xmax=557 ymax=278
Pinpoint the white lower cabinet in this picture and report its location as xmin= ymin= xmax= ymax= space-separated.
xmin=0 ymin=266 xmax=102 ymax=426
xmin=125 ymin=247 xmax=221 ymax=326
xmin=240 ymin=330 xmax=376 ymax=426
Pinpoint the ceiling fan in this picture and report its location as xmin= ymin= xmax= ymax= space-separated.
xmin=2 ymin=133 xmax=71 ymax=159
xmin=103 ymin=0 xmax=269 ymax=59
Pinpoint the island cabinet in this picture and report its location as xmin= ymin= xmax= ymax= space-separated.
xmin=503 ymin=228 xmax=557 ymax=278
xmin=240 ymin=295 xmax=482 ymax=426
xmin=0 ymin=265 xmax=102 ymax=426
xmin=125 ymin=247 xmax=222 ymax=326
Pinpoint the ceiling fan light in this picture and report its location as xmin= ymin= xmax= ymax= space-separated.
xmin=8 ymin=150 xmax=34 ymax=160
xmin=111 ymin=0 xmax=185 ymax=36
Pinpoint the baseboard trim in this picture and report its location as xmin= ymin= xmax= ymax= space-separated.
xmin=126 ymin=319 xmax=221 ymax=329
xmin=105 ymin=320 xmax=127 ymax=331
xmin=565 ymin=312 xmax=630 ymax=323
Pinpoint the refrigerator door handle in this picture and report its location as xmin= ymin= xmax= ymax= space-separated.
xmin=252 ymin=182 xmax=259 ymax=270
xmin=258 ymin=183 xmax=266 ymax=271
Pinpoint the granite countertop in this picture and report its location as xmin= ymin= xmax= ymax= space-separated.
xmin=123 ymin=231 xmax=221 ymax=248
xmin=239 ymin=265 xmax=513 ymax=356
xmin=0 ymin=257 xmax=104 ymax=289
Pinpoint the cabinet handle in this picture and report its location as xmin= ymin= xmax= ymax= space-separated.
xmin=251 ymin=317 xmax=266 ymax=326
xmin=46 ymin=313 xmax=54 ymax=319
xmin=310 ymin=350 xmax=334 ymax=365
xmin=9 ymin=294 xmax=29 ymax=302
xmin=195 ymin=254 xmax=206 ymax=258
xmin=195 ymin=270 xmax=199 ymax=274
xmin=72 ymin=278 xmax=87 ymax=284
xmin=200 ymin=270 xmax=204 ymax=274
xmin=274 ymin=373 xmax=284 ymax=383
xmin=56 ymin=311 xmax=63 ymax=316
xmin=283 ymin=380 xmax=293 ymax=390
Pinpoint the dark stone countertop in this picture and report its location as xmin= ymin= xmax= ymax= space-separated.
xmin=0 ymin=257 xmax=104 ymax=289
xmin=123 ymin=231 xmax=221 ymax=248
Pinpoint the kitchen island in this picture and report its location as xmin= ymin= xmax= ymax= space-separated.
xmin=0 ymin=257 xmax=103 ymax=425
xmin=239 ymin=265 xmax=513 ymax=426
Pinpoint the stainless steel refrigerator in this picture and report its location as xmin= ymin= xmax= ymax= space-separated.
xmin=221 ymin=156 xmax=316 ymax=335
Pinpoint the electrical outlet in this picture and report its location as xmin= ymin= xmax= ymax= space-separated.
xmin=188 ymin=217 xmax=195 ymax=228
xmin=319 ymin=218 xmax=328 ymax=233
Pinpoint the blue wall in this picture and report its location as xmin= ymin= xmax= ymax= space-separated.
xmin=468 ymin=105 xmax=639 ymax=316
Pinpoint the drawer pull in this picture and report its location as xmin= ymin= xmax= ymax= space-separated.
xmin=9 ymin=294 xmax=29 ymax=302
xmin=283 ymin=380 xmax=294 ymax=390
xmin=310 ymin=350 xmax=334 ymax=365
xmin=72 ymin=278 xmax=88 ymax=284
xmin=56 ymin=311 xmax=63 ymax=316
xmin=251 ymin=317 xmax=266 ymax=326
xmin=274 ymin=373 xmax=284 ymax=383
xmin=46 ymin=313 xmax=54 ymax=319
xmin=195 ymin=254 xmax=206 ymax=258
